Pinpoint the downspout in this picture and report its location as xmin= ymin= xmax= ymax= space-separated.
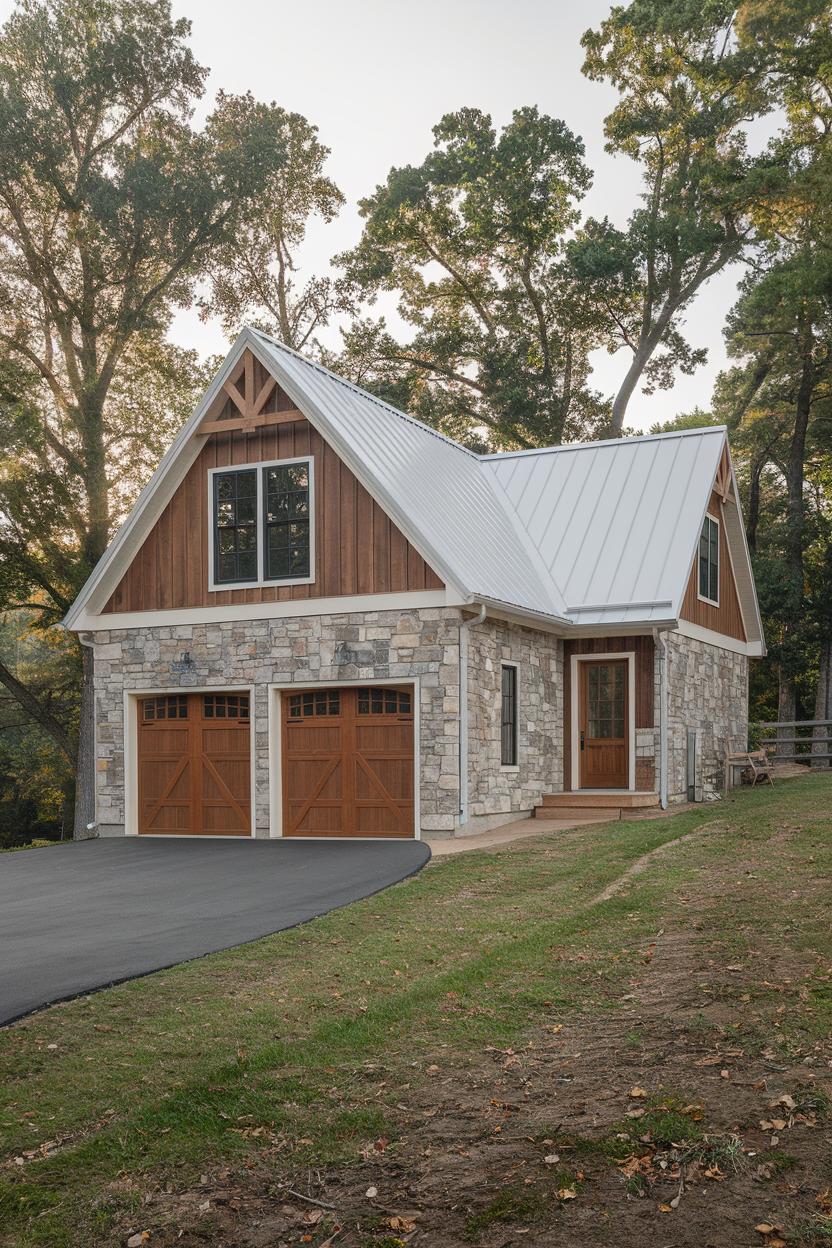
xmin=459 ymin=604 xmax=487 ymax=827
xmin=653 ymin=627 xmax=670 ymax=810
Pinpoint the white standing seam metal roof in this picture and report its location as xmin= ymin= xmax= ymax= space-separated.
xmin=251 ymin=332 xmax=566 ymax=620
xmin=484 ymin=427 xmax=728 ymax=627
xmin=64 ymin=327 xmax=763 ymax=645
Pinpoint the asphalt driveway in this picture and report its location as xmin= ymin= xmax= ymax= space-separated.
xmin=0 ymin=837 xmax=430 ymax=1025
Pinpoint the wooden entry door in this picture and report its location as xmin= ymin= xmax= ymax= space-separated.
xmin=282 ymin=686 xmax=414 ymax=838
xmin=138 ymin=693 xmax=251 ymax=835
xmin=579 ymin=660 xmax=629 ymax=789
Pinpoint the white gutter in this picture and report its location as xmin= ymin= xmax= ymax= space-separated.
xmin=653 ymin=627 xmax=671 ymax=810
xmin=459 ymin=604 xmax=487 ymax=826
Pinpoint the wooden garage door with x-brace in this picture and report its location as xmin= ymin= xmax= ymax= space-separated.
xmin=282 ymin=687 xmax=414 ymax=838
xmin=138 ymin=693 xmax=251 ymax=835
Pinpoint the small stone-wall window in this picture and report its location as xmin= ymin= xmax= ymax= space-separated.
xmin=501 ymin=665 xmax=518 ymax=766
xmin=698 ymin=514 xmax=720 ymax=606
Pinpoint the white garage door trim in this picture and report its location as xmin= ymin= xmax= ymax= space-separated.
xmin=268 ymin=678 xmax=421 ymax=840
xmin=123 ymin=685 xmax=257 ymax=838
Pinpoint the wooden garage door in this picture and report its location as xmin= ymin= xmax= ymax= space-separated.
xmin=282 ymin=687 xmax=414 ymax=838
xmin=138 ymin=693 xmax=251 ymax=836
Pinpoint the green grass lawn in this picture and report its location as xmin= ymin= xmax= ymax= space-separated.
xmin=1 ymin=774 xmax=831 ymax=1247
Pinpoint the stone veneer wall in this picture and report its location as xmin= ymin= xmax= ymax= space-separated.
xmin=92 ymin=607 xmax=463 ymax=837
xmin=466 ymin=619 xmax=562 ymax=823
xmin=664 ymin=631 xmax=748 ymax=800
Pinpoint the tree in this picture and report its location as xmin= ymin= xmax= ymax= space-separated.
xmin=198 ymin=94 xmax=347 ymax=351
xmin=0 ymin=0 xmax=288 ymax=834
xmin=576 ymin=0 xmax=799 ymax=432
xmin=713 ymin=238 xmax=832 ymax=731
xmin=336 ymin=107 xmax=606 ymax=449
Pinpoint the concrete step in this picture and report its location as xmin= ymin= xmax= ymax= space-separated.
xmin=539 ymin=791 xmax=659 ymax=810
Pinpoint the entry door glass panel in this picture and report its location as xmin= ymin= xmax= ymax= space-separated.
xmin=587 ymin=663 xmax=625 ymax=740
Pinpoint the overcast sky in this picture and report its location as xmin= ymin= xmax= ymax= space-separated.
xmin=2 ymin=0 xmax=750 ymax=431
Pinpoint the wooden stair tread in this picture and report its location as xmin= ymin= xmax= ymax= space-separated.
xmin=540 ymin=791 xmax=659 ymax=809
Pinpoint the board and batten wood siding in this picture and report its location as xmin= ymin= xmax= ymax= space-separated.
xmin=679 ymin=490 xmax=746 ymax=642
xmin=103 ymin=365 xmax=443 ymax=613
xmin=563 ymin=636 xmax=655 ymax=792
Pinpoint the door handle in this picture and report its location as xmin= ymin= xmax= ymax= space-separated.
xmin=580 ymin=731 xmax=585 ymax=751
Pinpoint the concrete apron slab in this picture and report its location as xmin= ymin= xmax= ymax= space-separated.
xmin=426 ymin=811 xmax=619 ymax=857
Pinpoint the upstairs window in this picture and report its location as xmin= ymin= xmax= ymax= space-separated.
xmin=210 ymin=458 xmax=313 ymax=589
xmin=698 ymin=514 xmax=720 ymax=606
xmin=264 ymin=462 xmax=310 ymax=580
xmin=213 ymin=469 xmax=257 ymax=584
xmin=501 ymin=664 xmax=518 ymax=767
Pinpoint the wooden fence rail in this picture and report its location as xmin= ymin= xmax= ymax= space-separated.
xmin=748 ymin=719 xmax=832 ymax=764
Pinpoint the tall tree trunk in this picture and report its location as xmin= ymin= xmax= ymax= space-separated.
xmin=776 ymin=669 xmax=796 ymax=761
xmin=813 ymin=635 xmax=832 ymax=769
xmin=73 ymin=393 xmax=110 ymax=838
xmin=611 ymin=343 xmax=652 ymax=433
xmin=73 ymin=640 xmax=96 ymax=837
xmin=745 ymin=454 xmax=765 ymax=554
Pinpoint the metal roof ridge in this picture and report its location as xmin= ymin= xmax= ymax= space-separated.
xmin=479 ymin=425 xmax=728 ymax=461
xmin=251 ymin=329 xmax=481 ymax=460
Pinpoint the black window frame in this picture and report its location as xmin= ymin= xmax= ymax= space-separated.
xmin=212 ymin=467 xmax=259 ymax=586
xmin=262 ymin=460 xmax=311 ymax=583
xmin=210 ymin=457 xmax=313 ymax=589
xmin=698 ymin=513 xmax=720 ymax=606
xmin=500 ymin=664 xmax=518 ymax=767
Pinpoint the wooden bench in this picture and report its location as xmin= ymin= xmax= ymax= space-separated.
xmin=725 ymin=747 xmax=775 ymax=791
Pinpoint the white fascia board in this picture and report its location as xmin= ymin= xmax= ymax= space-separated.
xmin=64 ymin=329 xmax=255 ymax=628
xmin=665 ymin=430 xmax=726 ymax=624
xmin=723 ymin=444 xmax=765 ymax=648
xmin=674 ymin=618 xmax=763 ymax=656
xmin=67 ymin=588 xmax=462 ymax=633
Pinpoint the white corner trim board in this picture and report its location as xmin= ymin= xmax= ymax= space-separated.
xmin=74 ymin=588 xmax=461 ymax=632
xmin=569 ymin=650 xmax=636 ymax=793
xmin=267 ymin=677 xmax=421 ymax=840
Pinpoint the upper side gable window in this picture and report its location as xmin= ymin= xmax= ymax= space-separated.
xmin=210 ymin=457 xmax=313 ymax=590
xmin=698 ymin=513 xmax=720 ymax=606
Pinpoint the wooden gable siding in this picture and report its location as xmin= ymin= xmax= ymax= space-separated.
xmin=563 ymin=636 xmax=655 ymax=792
xmin=103 ymin=382 xmax=443 ymax=614
xmin=679 ymin=488 xmax=746 ymax=641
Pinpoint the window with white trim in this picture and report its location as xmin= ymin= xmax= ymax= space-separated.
xmin=210 ymin=458 xmax=313 ymax=589
xmin=698 ymin=514 xmax=719 ymax=605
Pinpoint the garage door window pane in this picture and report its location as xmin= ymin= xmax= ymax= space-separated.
xmin=143 ymin=695 xmax=188 ymax=721
xmin=288 ymin=690 xmax=340 ymax=717
xmin=204 ymin=694 xmax=250 ymax=720
xmin=357 ymin=688 xmax=411 ymax=715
